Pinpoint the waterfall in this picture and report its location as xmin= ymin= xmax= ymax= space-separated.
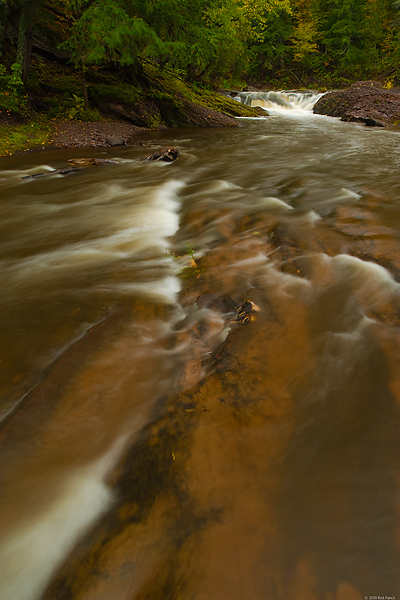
xmin=235 ymin=90 xmax=325 ymax=114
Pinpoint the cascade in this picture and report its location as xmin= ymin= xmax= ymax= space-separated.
xmin=235 ymin=89 xmax=325 ymax=114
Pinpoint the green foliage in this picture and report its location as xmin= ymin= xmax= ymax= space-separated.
xmin=247 ymin=9 xmax=293 ymax=78
xmin=180 ymin=245 xmax=200 ymax=279
xmin=4 ymin=0 xmax=400 ymax=145
xmin=169 ymin=245 xmax=200 ymax=279
xmin=59 ymin=0 xmax=293 ymax=84
xmin=146 ymin=111 xmax=162 ymax=129
xmin=61 ymin=0 xmax=174 ymax=69
xmin=89 ymin=82 xmax=143 ymax=104
xmin=245 ymin=0 xmax=400 ymax=84
xmin=50 ymin=93 xmax=102 ymax=121
xmin=0 ymin=62 xmax=27 ymax=114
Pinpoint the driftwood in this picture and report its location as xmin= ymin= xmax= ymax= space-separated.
xmin=20 ymin=148 xmax=179 ymax=182
xmin=139 ymin=147 xmax=180 ymax=163
xmin=234 ymin=300 xmax=259 ymax=324
xmin=19 ymin=158 xmax=119 ymax=181
xmin=67 ymin=158 xmax=119 ymax=166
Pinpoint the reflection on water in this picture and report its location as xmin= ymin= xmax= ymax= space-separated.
xmin=1 ymin=108 xmax=400 ymax=599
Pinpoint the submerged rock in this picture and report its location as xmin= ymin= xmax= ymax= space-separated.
xmin=313 ymin=81 xmax=400 ymax=127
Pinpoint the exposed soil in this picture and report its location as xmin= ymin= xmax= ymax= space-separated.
xmin=50 ymin=120 xmax=145 ymax=148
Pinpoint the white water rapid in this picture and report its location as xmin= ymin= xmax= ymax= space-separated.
xmin=235 ymin=89 xmax=325 ymax=115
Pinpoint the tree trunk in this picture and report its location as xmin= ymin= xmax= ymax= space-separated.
xmin=81 ymin=64 xmax=89 ymax=110
xmin=23 ymin=0 xmax=34 ymax=84
xmin=16 ymin=0 xmax=35 ymax=84
xmin=0 ymin=1 xmax=8 ymax=60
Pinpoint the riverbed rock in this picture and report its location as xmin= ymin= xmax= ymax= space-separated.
xmin=313 ymin=81 xmax=400 ymax=127
xmin=139 ymin=147 xmax=180 ymax=163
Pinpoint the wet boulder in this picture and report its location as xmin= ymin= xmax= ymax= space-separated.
xmin=105 ymin=135 xmax=126 ymax=146
xmin=139 ymin=147 xmax=180 ymax=163
xmin=313 ymin=81 xmax=400 ymax=127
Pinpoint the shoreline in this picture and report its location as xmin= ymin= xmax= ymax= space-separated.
xmin=49 ymin=120 xmax=147 ymax=150
xmin=0 ymin=118 xmax=150 ymax=158
xmin=0 ymin=86 xmax=265 ymax=158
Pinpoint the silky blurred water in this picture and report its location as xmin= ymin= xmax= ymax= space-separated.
xmin=1 ymin=102 xmax=400 ymax=600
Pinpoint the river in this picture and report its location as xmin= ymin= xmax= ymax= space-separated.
xmin=0 ymin=92 xmax=399 ymax=600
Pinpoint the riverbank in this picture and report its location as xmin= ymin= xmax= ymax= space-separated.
xmin=0 ymin=60 xmax=265 ymax=157
xmin=0 ymin=101 xmax=263 ymax=157
xmin=48 ymin=120 xmax=144 ymax=150
xmin=0 ymin=111 xmax=235 ymax=157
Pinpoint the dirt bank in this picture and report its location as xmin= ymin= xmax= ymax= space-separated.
xmin=49 ymin=120 xmax=145 ymax=149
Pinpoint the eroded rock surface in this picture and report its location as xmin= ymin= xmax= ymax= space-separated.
xmin=313 ymin=81 xmax=400 ymax=127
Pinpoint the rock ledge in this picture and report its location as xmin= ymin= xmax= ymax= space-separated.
xmin=313 ymin=81 xmax=400 ymax=127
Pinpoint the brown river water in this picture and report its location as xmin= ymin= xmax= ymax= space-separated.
xmin=1 ymin=92 xmax=400 ymax=600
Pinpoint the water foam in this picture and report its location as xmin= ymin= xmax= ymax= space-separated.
xmin=99 ymin=274 xmax=181 ymax=305
xmin=298 ymin=210 xmax=322 ymax=225
xmin=0 ymin=436 xmax=126 ymax=600
xmin=4 ymin=165 xmax=55 ymax=180
xmin=331 ymin=254 xmax=400 ymax=307
xmin=235 ymin=90 xmax=325 ymax=115
xmin=3 ymin=179 xmax=184 ymax=285
xmin=297 ymin=253 xmax=400 ymax=313
xmin=261 ymin=196 xmax=294 ymax=211
xmin=334 ymin=187 xmax=361 ymax=203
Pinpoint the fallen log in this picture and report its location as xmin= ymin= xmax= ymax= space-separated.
xmin=67 ymin=158 xmax=119 ymax=166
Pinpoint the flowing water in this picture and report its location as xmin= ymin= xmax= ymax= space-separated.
xmin=1 ymin=92 xmax=400 ymax=600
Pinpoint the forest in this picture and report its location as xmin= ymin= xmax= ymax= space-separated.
xmin=1 ymin=0 xmax=400 ymax=151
